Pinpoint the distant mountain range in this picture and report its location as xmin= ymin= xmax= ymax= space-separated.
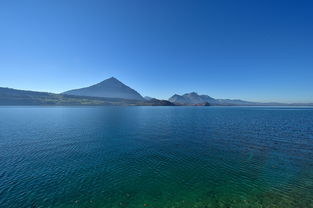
xmin=169 ymin=92 xmax=216 ymax=105
xmin=168 ymin=92 xmax=257 ymax=106
xmin=0 ymin=77 xmax=312 ymax=106
xmin=168 ymin=92 xmax=312 ymax=106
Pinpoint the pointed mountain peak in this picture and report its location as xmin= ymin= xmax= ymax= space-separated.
xmin=107 ymin=76 xmax=118 ymax=81
xmin=96 ymin=77 xmax=125 ymax=87
xmin=101 ymin=76 xmax=121 ymax=83
xmin=63 ymin=77 xmax=144 ymax=100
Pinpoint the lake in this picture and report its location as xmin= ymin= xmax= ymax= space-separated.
xmin=0 ymin=106 xmax=313 ymax=208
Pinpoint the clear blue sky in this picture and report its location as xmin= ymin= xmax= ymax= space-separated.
xmin=0 ymin=0 xmax=312 ymax=102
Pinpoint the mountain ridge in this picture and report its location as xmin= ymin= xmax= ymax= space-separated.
xmin=168 ymin=92 xmax=312 ymax=106
xmin=169 ymin=92 xmax=216 ymax=105
xmin=1 ymin=77 xmax=312 ymax=106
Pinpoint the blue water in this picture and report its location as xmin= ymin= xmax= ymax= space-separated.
xmin=0 ymin=106 xmax=313 ymax=208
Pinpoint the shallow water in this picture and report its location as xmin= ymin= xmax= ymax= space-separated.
xmin=0 ymin=106 xmax=313 ymax=208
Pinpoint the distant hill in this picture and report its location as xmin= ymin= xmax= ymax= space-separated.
xmin=168 ymin=92 xmax=313 ymax=106
xmin=168 ymin=92 xmax=260 ymax=105
xmin=0 ymin=87 xmax=173 ymax=106
xmin=63 ymin=77 xmax=144 ymax=100
xmin=169 ymin=92 xmax=216 ymax=105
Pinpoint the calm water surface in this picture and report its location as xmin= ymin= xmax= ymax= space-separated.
xmin=0 ymin=106 xmax=313 ymax=208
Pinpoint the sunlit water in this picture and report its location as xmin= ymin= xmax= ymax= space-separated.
xmin=0 ymin=106 xmax=313 ymax=208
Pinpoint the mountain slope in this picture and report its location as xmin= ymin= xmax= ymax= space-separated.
xmin=63 ymin=77 xmax=144 ymax=100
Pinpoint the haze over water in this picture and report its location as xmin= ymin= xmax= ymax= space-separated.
xmin=1 ymin=106 xmax=313 ymax=208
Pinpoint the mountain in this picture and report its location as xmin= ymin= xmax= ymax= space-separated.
xmin=63 ymin=77 xmax=144 ymax=100
xmin=168 ymin=92 xmax=313 ymax=106
xmin=2 ymin=78 xmax=312 ymax=106
xmin=169 ymin=92 xmax=216 ymax=105
xmin=0 ymin=87 xmax=174 ymax=106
